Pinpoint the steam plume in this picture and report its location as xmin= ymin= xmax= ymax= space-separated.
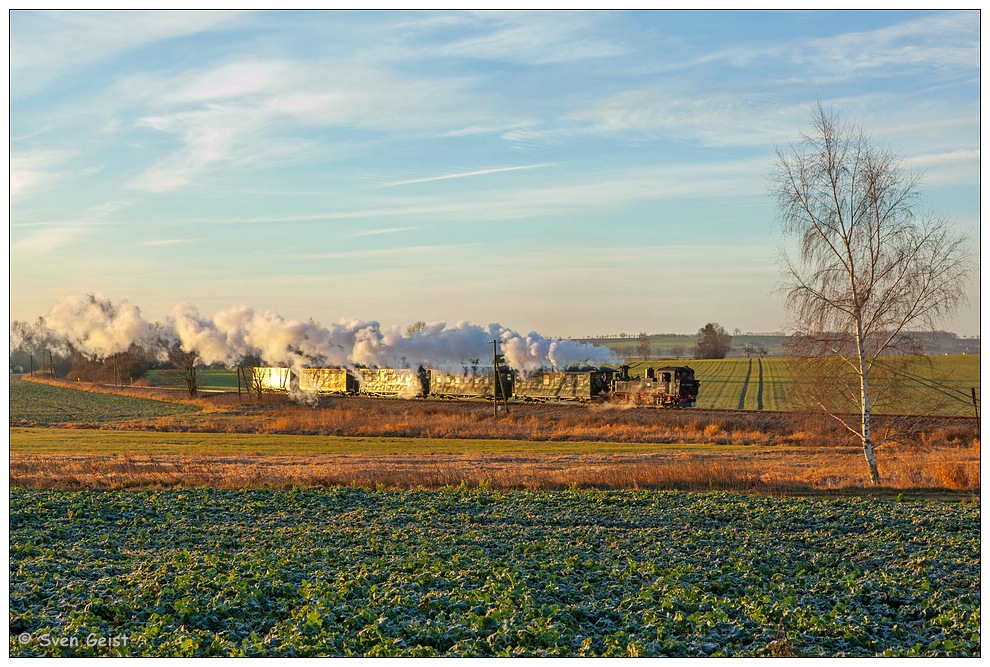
xmin=41 ymin=295 xmax=617 ymax=372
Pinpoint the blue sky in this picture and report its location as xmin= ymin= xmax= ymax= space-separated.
xmin=8 ymin=10 xmax=981 ymax=338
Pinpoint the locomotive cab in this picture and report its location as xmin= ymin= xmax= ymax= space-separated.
xmin=611 ymin=365 xmax=699 ymax=407
xmin=666 ymin=366 xmax=700 ymax=407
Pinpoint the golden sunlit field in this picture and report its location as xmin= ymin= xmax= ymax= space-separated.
xmin=9 ymin=375 xmax=979 ymax=495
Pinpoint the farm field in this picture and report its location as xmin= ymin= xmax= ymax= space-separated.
xmin=37 ymin=354 xmax=980 ymax=417
xmin=9 ymin=377 xmax=202 ymax=424
xmin=8 ymin=377 xmax=980 ymax=657
xmin=8 ymin=376 xmax=980 ymax=492
xmin=8 ymin=487 xmax=980 ymax=657
xmin=144 ymin=368 xmax=240 ymax=392
xmin=625 ymin=355 xmax=980 ymax=417
xmin=8 ymin=425 xmax=979 ymax=494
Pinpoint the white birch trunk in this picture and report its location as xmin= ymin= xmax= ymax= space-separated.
xmin=856 ymin=320 xmax=881 ymax=485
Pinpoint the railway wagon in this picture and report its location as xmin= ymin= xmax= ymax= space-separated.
xmin=299 ymin=367 xmax=359 ymax=394
xmin=611 ymin=365 xmax=699 ymax=407
xmin=429 ymin=366 xmax=513 ymax=400
xmin=513 ymin=368 xmax=613 ymax=402
xmin=356 ymin=367 xmax=429 ymax=397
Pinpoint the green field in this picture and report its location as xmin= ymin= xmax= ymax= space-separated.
xmin=8 ymin=487 xmax=979 ymax=657
xmin=144 ymin=368 xmax=241 ymax=392
xmin=8 ymin=427 xmax=734 ymax=457
xmin=625 ymin=356 xmax=980 ymax=416
xmin=579 ymin=333 xmax=980 ymax=360
xmin=9 ymin=378 xmax=201 ymax=424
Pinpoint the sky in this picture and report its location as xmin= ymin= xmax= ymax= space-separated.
xmin=8 ymin=9 xmax=982 ymax=339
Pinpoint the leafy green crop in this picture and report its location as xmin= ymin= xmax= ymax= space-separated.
xmin=9 ymin=488 xmax=980 ymax=657
xmin=9 ymin=378 xmax=200 ymax=425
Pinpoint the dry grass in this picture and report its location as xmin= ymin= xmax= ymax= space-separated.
xmin=10 ymin=439 xmax=980 ymax=495
xmin=12 ymin=379 xmax=980 ymax=495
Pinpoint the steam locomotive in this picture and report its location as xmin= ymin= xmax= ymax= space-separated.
xmin=257 ymin=364 xmax=699 ymax=407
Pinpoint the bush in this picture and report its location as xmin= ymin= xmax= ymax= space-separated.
xmin=65 ymin=347 xmax=153 ymax=384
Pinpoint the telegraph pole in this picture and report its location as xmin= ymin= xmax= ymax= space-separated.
xmin=490 ymin=339 xmax=509 ymax=417
xmin=971 ymin=387 xmax=980 ymax=429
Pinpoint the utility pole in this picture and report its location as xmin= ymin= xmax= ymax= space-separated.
xmin=490 ymin=339 xmax=509 ymax=417
xmin=971 ymin=387 xmax=980 ymax=429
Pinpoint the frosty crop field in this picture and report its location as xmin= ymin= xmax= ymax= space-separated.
xmin=9 ymin=488 xmax=980 ymax=657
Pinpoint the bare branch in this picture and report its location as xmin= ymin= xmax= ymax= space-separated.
xmin=771 ymin=104 xmax=974 ymax=485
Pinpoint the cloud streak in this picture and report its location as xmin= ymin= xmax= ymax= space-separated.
xmin=382 ymin=163 xmax=555 ymax=187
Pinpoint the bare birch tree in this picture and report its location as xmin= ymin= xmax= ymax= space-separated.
xmin=772 ymin=104 xmax=973 ymax=485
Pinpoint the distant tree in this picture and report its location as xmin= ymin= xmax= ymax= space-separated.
xmin=65 ymin=344 xmax=153 ymax=385
xmin=235 ymin=354 xmax=264 ymax=399
xmin=9 ymin=318 xmax=72 ymax=375
xmin=772 ymin=104 xmax=973 ymax=485
xmin=637 ymin=332 xmax=651 ymax=360
xmin=756 ymin=345 xmax=770 ymax=358
xmin=165 ymin=342 xmax=199 ymax=397
xmin=743 ymin=344 xmax=755 ymax=358
xmin=695 ymin=323 xmax=732 ymax=359
xmin=670 ymin=344 xmax=686 ymax=360
xmin=406 ymin=321 xmax=427 ymax=337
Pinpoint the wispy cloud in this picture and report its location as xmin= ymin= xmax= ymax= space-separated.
xmin=142 ymin=238 xmax=200 ymax=246
xmin=294 ymin=243 xmax=480 ymax=261
xmin=9 ymin=199 xmax=135 ymax=254
xmin=692 ymin=10 xmax=977 ymax=77
xmin=11 ymin=224 xmax=89 ymax=254
xmin=382 ymin=163 xmax=555 ymax=187
xmin=346 ymin=227 xmax=420 ymax=238
xmin=10 ymin=10 xmax=249 ymax=96
xmin=432 ymin=11 xmax=631 ymax=64
xmin=124 ymin=58 xmax=479 ymax=192
xmin=9 ymin=149 xmax=78 ymax=199
xmin=567 ymin=89 xmax=806 ymax=147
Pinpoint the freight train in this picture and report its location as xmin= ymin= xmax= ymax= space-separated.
xmin=257 ymin=364 xmax=699 ymax=407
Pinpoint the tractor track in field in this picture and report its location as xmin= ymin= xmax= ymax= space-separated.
xmin=737 ymin=359 xmax=752 ymax=410
xmin=756 ymin=358 xmax=764 ymax=411
xmin=737 ymin=358 xmax=765 ymax=410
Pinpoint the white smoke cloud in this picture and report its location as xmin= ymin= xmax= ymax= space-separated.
xmin=41 ymin=295 xmax=617 ymax=371
xmin=45 ymin=294 xmax=154 ymax=358
xmin=168 ymin=304 xmax=231 ymax=365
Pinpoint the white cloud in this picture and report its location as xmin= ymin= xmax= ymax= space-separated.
xmin=346 ymin=227 xmax=419 ymax=238
xmin=432 ymin=11 xmax=630 ymax=64
xmin=294 ymin=243 xmax=480 ymax=261
xmin=567 ymin=89 xmax=806 ymax=147
xmin=123 ymin=58 xmax=480 ymax=192
xmin=143 ymin=238 xmax=199 ymax=246
xmin=9 ymin=149 xmax=78 ymax=199
xmin=382 ymin=163 xmax=555 ymax=187
xmin=10 ymin=10 xmax=249 ymax=96
xmin=11 ymin=224 xmax=88 ymax=254
xmin=687 ymin=10 xmax=977 ymax=77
